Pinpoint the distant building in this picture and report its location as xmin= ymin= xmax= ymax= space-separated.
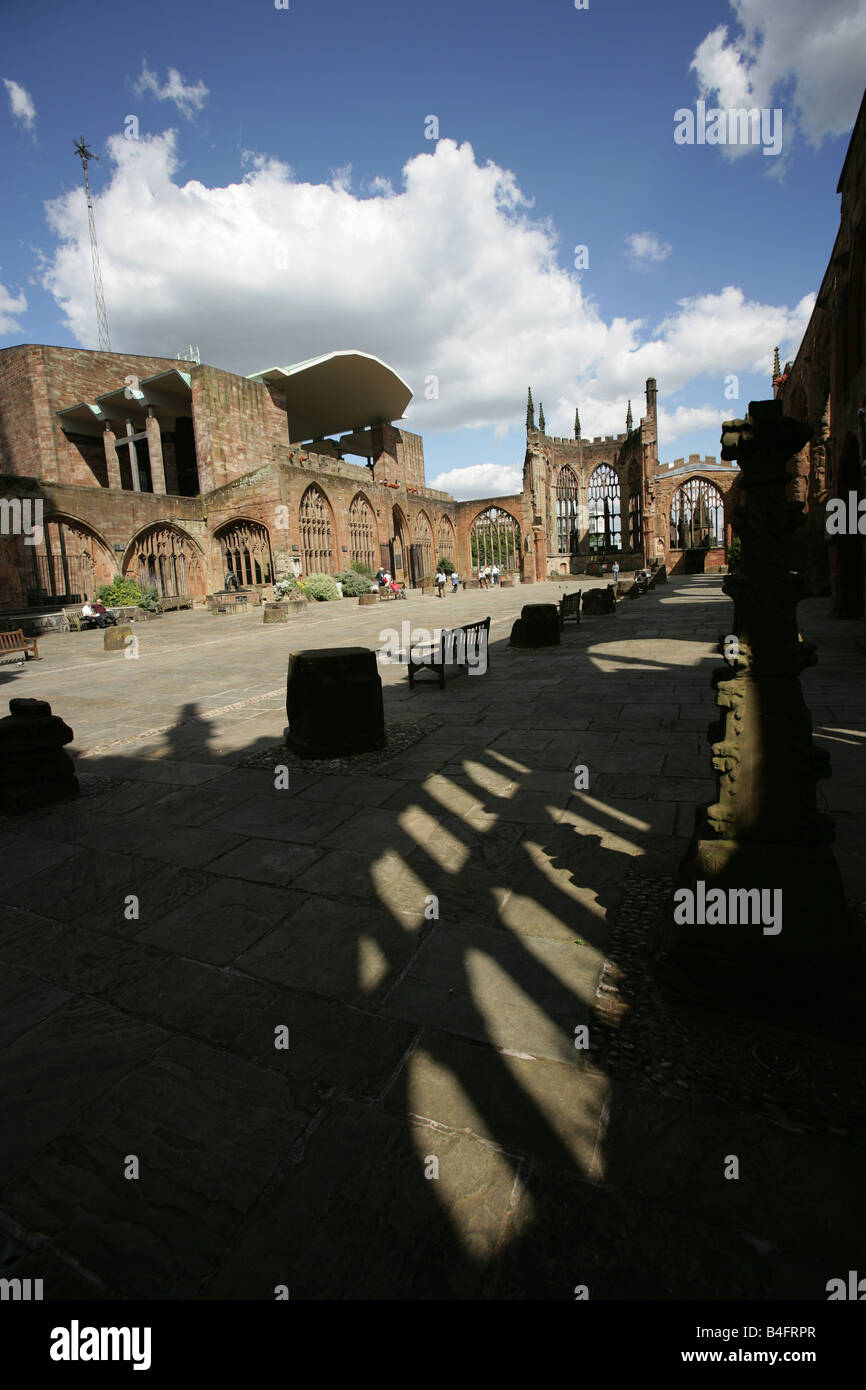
xmin=0 ymin=346 xmax=457 ymax=618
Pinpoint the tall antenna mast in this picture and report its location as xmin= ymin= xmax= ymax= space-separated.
xmin=73 ymin=137 xmax=112 ymax=352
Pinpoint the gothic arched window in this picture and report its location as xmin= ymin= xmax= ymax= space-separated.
xmin=299 ymin=485 xmax=334 ymax=573
xmin=669 ymin=478 xmax=725 ymax=550
xmin=588 ymin=464 xmax=622 ymax=552
xmin=348 ymin=493 xmax=377 ymax=572
xmin=556 ymin=466 xmax=579 ymax=554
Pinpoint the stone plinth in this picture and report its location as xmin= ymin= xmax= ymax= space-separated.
xmin=286 ymin=647 xmax=385 ymax=758
xmin=582 ymin=586 xmax=617 ymax=616
xmin=509 ymin=604 xmax=560 ymax=647
xmin=263 ymin=603 xmax=288 ymax=624
xmin=0 ymin=697 xmax=79 ymax=812
xmin=103 ymin=624 xmax=133 ymax=651
xmin=358 ymin=594 xmax=379 ymax=606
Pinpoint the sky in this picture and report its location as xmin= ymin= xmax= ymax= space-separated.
xmin=1 ymin=0 xmax=864 ymax=499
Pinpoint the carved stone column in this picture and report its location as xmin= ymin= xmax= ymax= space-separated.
xmin=661 ymin=400 xmax=855 ymax=1002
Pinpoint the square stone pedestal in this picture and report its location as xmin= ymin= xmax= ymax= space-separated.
xmin=286 ymin=647 xmax=385 ymax=758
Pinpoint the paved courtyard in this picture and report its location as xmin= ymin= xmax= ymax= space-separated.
xmin=1 ymin=574 xmax=864 ymax=1299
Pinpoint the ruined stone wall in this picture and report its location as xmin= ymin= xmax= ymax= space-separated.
xmin=776 ymin=91 xmax=866 ymax=616
xmin=190 ymin=366 xmax=289 ymax=494
xmin=0 ymin=344 xmax=187 ymax=485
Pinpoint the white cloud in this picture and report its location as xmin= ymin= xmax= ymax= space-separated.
xmin=40 ymin=131 xmax=814 ymax=452
xmin=625 ymin=231 xmax=672 ymax=266
xmin=428 ymin=462 xmax=522 ymax=500
xmin=134 ymin=62 xmax=209 ymax=118
xmin=0 ymin=275 xmax=27 ymax=334
xmin=3 ymin=78 xmax=36 ymax=129
xmin=690 ymin=0 xmax=866 ymax=152
xmin=330 ymin=164 xmax=353 ymax=193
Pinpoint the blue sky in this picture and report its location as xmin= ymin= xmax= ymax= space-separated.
xmin=1 ymin=0 xmax=864 ymax=497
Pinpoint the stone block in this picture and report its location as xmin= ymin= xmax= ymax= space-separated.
xmin=582 ymin=585 xmax=617 ymax=616
xmin=0 ymin=698 xmax=79 ymax=812
xmin=358 ymin=594 xmax=379 ymax=606
xmin=286 ymin=647 xmax=385 ymax=758
xmin=509 ymin=603 xmax=560 ymax=647
xmin=103 ymin=624 xmax=133 ymax=651
xmin=262 ymin=603 xmax=288 ymax=624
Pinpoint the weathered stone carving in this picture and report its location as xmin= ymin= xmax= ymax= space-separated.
xmin=666 ymin=400 xmax=853 ymax=992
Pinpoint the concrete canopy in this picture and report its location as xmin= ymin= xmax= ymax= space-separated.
xmin=248 ymin=350 xmax=412 ymax=443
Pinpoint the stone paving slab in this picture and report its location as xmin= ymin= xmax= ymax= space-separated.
xmin=1 ymin=576 xmax=864 ymax=1299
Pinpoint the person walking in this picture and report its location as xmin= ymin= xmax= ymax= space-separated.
xmin=491 ymin=563 xmax=501 ymax=586
xmin=611 ymin=559 xmax=620 ymax=589
xmin=451 ymin=569 xmax=459 ymax=594
xmin=434 ymin=568 xmax=446 ymax=598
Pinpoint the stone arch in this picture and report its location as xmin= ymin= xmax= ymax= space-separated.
xmin=555 ymin=465 xmax=579 ymax=554
xmin=299 ymin=483 xmax=336 ymax=574
xmin=668 ymin=477 xmax=725 ymax=552
xmin=411 ymin=509 xmax=434 ymax=582
xmin=391 ymin=504 xmax=410 ymax=583
xmin=437 ymin=514 xmax=456 ymax=565
xmin=348 ymin=491 xmax=379 ymax=573
xmin=124 ymin=522 xmax=207 ymax=599
xmin=213 ymin=517 xmax=274 ymax=588
xmin=588 ymin=464 xmax=622 ymax=552
xmin=469 ymin=506 xmax=522 ymax=574
xmin=12 ymin=511 xmax=116 ymax=607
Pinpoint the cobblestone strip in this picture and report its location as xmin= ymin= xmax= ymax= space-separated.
xmin=77 ymin=688 xmax=285 ymax=757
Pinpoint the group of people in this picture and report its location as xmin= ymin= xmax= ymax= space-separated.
xmin=478 ymin=564 xmax=500 ymax=588
xmin=375 ymin=567 xmax=407 ymax=598
xmin=81 ymin=599 xmax=118 ymax=629
xmin=434 ymin=568 xmax=460 ymax=596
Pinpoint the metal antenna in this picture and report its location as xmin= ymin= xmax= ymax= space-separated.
xmin=73 ymin=137 xmax=112 ymax=352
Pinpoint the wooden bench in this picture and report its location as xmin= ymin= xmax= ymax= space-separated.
xmin=0 ymin=628 xmax=39 ymax=661
xmin=63 ymin=607 xmax=98 ymax=632
xmin=559 ymin=590 xmax=582 ymax=627
xmin=408 ymin=616 xmax=491 ymax=689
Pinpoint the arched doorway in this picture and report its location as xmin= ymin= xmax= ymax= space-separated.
xmin=18 ymin=514 xmax=115 ymax=607
xmin=410 ymin=510 xmax=434 ymax=584
xmin=124 ymin=524 xmax=206 ymax=599
xmin=469 ymin=507 xmax=522 ymax=576
xmin=299 ymin=485 xmax=335 ymax=574
xmin=215 ymin=519 xmax=273 ymax=588
xmin=391 ymin=505 xmax=409 ymax=583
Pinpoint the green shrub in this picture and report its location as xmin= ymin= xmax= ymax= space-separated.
xmin=334 ymin=569 xmax=371 ymax=597
xmin=350 ymin=560 xmax=373 ymax=578
xmin=437 ymin=556 xmax=455 ymax=575
xmin=304 ymin=572 xmax=341 ymax=601
xmin=96 ymin=575 xmax=159 ymax=609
